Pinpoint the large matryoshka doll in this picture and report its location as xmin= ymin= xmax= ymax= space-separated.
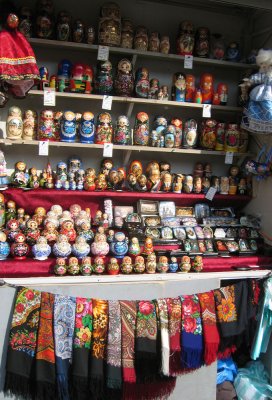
xmin=95 ymin=112 xmax=113 ymax=144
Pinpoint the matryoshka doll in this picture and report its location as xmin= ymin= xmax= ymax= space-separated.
xmin=81 ymin=256 xmax=92 ymax=275
xmin=172 ymin=173 xmax=184 ymax=193
xmin=200 ymin=119 xmax=217 ymax=150
xmin=134 ymin=255 xmax=145 ymax=273
xmin=6 ymin=219 xmax=20 ymax=242
xmin=121 ymin=19 xmax=134 ymax=49
xmin=6 ymin=106 xmax=23 ymax=141
xmin=146 ymin=252 xmax=157 ymax=274
xmin=10 ymin=161 xmax=29 ymax=188
xmin=224 ymin=124 xmax=240 ymax=152
xmin=121 ymin=255 xmax=133 ymax=274
xmin=135 ymin=67 xmax=150 ymax=98
xmin=36 ymin=0 xmax=54 ymax=39
xmin=93 ymin=256 xmax=105 ymax=274
xmin=163 ymin=125 xmax=175 ymax=148
xmin=149 ymin=32 xmax=160 ymax=52
xmin=128 ymin=160 xmax=143 ymax=178
xmin=25 ymin=218 xmax=40 ymax=245
xmin=86 ymin=25 xmax=95 ymax=44
xmin=114 ymin=115 xmax=130 ymax=145
xmin=11 ymin=233 xmax=29 ymax=260
xmin=98 ymin=1 xmax=121 ymax=46
xmin=160 ymin=36 xmax=170 ymax=54
xmin=91 ymin=227 xmax=110 ymax=256
xmin=68 ymin=256 xmax=80 ymax=275
xmin=200 ymin=73 xmax=214 ymax=104
xmin=185 ymin=74 xmax=195 ymax=102
xmin=38 ymin=109 xmax=57 ymax=141
xmin=110 ymin=231 xmax=128 ymax=258
xmin=0 ymin=152 xmax=9 ymax=190
xmin=95 ymin=173 xmax=108 ymax=190
xmin=95 ymin=112 xmax=113 ymax=144
xmin=32 ymin=236 xmax=51 ymax=260
xmin=134 ymin=25 xmax=148 ymax=51
xmin=180 ymin=255 xmax=191 ymax=272
xmin=0 ymin=193 xmax=5 ymax=228
xmin=134 ymin=112 xmax=149 ymax=146
xmin=114 ymin=59 xmax=134 ymax=97
xmin=169 ymin=256 xmax=179 ymax=273
xmin=56 ymin=10 xmax=71 ymax=41
xmin=177 ymin=20 xmax=194 ymax=55
xmin=42 ymin=220 xmax=58 ymax=244
xmin=72 ymin=235 xmax=90 ymax=259
xmin=57 ymin=59 xmax=72 ymax=92
xmin=128 ymin=237 xmax=141 ymax=256
xmin=60 ymin=111 xmax=77 ymax=142
xmin=171 ymin=118 xmax=183 ymax=147
xmin=95 ymin=60 xmax=113 ymax=95
xmin=183 ymin=175 xmax=193 ymax=193
xmin=195 ymin=27 xmax=210 ymax=58
xmin=143 ymin=237 xmax=154 ymax=255
xmin=146 ymin=161 xmax=161 ymax=192
xmin=217 ymin=83 xmax=228 ymax=106
xmin=0 ymin=232 xmax=10 ymax=260
xmin=182 ymin=119 xmax=198 ymax=148
xmin=60 ymin=220 xmax=77 ymax=242
xmin=215 ymin=122 xmax=226 ymax=151
xmin=148 ymin=78 xmax=160 ymax=99
xmin=84 ymin=168 xmax=96 ymax=191
xmin=70 ymin=63 xmax=94 ymax=94
xmin=107 ymin=257 xmax=120 ymax=275
xmin=72 ymin=19 xmax=85 ymax=43
xmin=23 ymin=110 xmax=37 ymax=140
xmin=54 ymin=257 xmax=67 ymax=276
xmin=52 ymin=234 xmax=72 ymax=258
xmin=157 ymin=255 xmax=169 ymax=273
xmin=172 ymin=72 xmax=186 ymax=102
xmin=79 ymin=111 xmax=95 ymax=144
xmin=18 ymin=6 xmax=33 ymax=38
xmin=192 ymin=255 xmax=203 ymax=272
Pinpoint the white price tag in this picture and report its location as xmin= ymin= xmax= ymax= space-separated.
xmin=103 ymin=143 xmax=113 ymax=158
xmin=184 ymin=55 xmax=193 ymax=69
xmin=202 ymin=104 xmax=211 ymax=118
xmin=102 ymin=95 xmax=113 ymax=110
xmin=97 ymin=45 xmax=109 ymax=61
xmin=43 ymin=88 xmax=56 ymax=106
xmin=205 ymin=187 xmax=217 ymax=201
xmin=225 ymin=151 xmax=234 ymax=164
xmin=39 ymin=141 xmax=49 ymax=156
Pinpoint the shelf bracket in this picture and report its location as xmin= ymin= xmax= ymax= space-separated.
xmin=126 ymin=102 xmax=134 ymax=119
xmin=131 ymin=54 xmax=138 ymax=68
xmin=123 ymin=150 xmax=132 ymax=167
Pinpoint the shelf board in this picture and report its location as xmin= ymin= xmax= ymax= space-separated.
xmin=27 ymin=89 xmax=242 ymax=113
xmin=0 ymin=139 xmax=254 ymax=158
xmin=29 ymin=38 xmax=255 ymax=70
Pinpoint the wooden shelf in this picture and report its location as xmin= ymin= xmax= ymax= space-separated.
xmin=0 ymin=139 xmax=254 ymax=158
xmin=29 ymin=38 xmax=255 ymax=70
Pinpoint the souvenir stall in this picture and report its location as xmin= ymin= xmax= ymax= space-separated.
xmin=0 ymin=0 xmax=272 ymax=399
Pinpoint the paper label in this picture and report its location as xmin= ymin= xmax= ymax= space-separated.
xmin=102 ymin=95 xmax=113 ymax=110
xmin=184 ymin=55 xmax=193 ymax=69
xmin=39 ymin=141 xmax=49 ymax=156
xmin=103 ymin=143 xmax=113 ymax=158
xmin=202 ymin=104 xmax=211 ymax=118
xmin=43 ymin=88 xmax=56 ymax=106
xmin=225 ymin=151 xmax=234 ymax=164
xmin=205 ymin=187 xmax=217 ymax=201
xmin=97 ymin=45 xmax=109 ymax=61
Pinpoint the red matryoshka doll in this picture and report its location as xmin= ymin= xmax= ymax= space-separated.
xmin=215 ymin=122 xmax=226 ymax=151
xmin=70 ymin=63 xmax=94 ymax=94
xmin=200 ymin=73 xmax=214 ymax=104
xmin=84 ymin=168 xmax=96 ymax=191
xmin=212 ymin=92 xmax=220 ymax=105
xmin=217 ymin=83 xmax=228 ymax=106
xmin=98 ymin=2 xmax=121 ymax=47
xmin=185 ymin=74 xmax=195 ymax=102
xmin=38 ymin=109 xmax=57 ymax=141
xmin=135 ymin=67 xmax=150 ymax=98
xmin=200 ymin=119 xmax=217 ymax=150
xmin=114 ymin=59 xmax=134 ymax=97
xmin=177 ymin=20 xmax=194 ymax=55
xmin=195 ymin=27 xmax=210 ymax=58
xmin=171 ymin=118 xmax=183 ymax=148
xmin=11 ymin=232 xmax=29 ymax=260
xmin=224 ymin=124 xmax=240 ymax=152
xmin=95 ymin=112 xmax=113 ymax=144
xmin=134 ymin=112 xmax=149 ymax=146
xmin=172 ymin=72 xmax=186 ymax=102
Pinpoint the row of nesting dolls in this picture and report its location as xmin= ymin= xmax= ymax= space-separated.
xmin=6 ymin=106 xmax=243 ymax=152
xmin=40 ymin=59 xmax=228 ymax=105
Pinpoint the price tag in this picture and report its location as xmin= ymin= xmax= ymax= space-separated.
xmin=39 ymin=141 xmax=49 ymax=156
xmin=43 ymin=88 xmax=56 ymax=106
xmin=97 ymin=45 xmax=109 ymax=61
xmin=184 ymin=55 xmax=193 ymax=69
xmin=225 ymin=151 xmax=234 ymax=164
xmin=103 ymin=143 xmax=113 ymax=158
xmin=102 ymin=95 xmax=113 ymax=110
xmin=202 ymin=104 xmax=211 ymax=118
xmin=205 ymin=187 xmax=217 ymax=201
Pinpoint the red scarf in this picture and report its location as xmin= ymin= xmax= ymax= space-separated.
xmin=167 ymin=297 xmax=182 ymax=376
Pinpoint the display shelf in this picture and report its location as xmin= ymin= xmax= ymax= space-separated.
xmin=0 ymin=139 xmax=254 ymax=158
xmin=29 ymin=38 xmax=255 ymax=70
xmin=27 ymin=89 xmax=242 ymax=113
xmin=0 ymin=255 xmax=271 ymax=279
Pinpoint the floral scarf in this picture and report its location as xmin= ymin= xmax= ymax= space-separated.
xmin=198 ymin=291 xmax=220 ymax=366
xmin=54 ymin=295 xmax=76 ymax=400
xmin=156 ymin=298 xmax=170 ymax=377
xmin=72 ymin=297 xmax=93 ymax=400
xmin=5 ymin=287 xmax=41 ymax=399
xmin=167 ymin=297 xmax=182 ymax=376
xmin=180 ymin=294 xmax=203 ymax=370
xmin=120 ymin=300 xmax=137 ymax=383
xmin=89 ymin=299 xmax=109 ymax=400
xmin=106 ymin=300 xmax=122 ymax=391
xmin=36 ymin=292 xmax=56 ymax=400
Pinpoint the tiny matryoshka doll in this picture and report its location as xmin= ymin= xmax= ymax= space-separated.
xmin=60 ymin=111 xmax=77 ymax=142
xmin=134 ymin=112 xmax=149 ymax=146
xmin=6 ymin=106 xmax=23 ymax=141
xmin=56 ymin=10 xmax=71 ymax=41
xmin=114 ymin=59 xmax=134 ymax=97
xmin=148 ymin=78 xmax=160 ymax=99
xmin=95 ymin=60 xmax=113 ymax=95
xmin=98 ymin=2 xmax=121 ymax=47
xmin=114 ymin=115 xmax=130 ymax=145
xmin=172 ymin=72 xmax=186 ymax=102
xmin=200 ymin=73 xmax=214 ymax=104
xmin=79 ymin=111 xmax=95 ymax=144
xmin=195 ymin=27 xmax=210 ymax=58
xmin=217 ymin=83 xmax=228 ymax=106
xmin=200 ymin=119 xmax=217 ymax=150
xmin=135 ymin=67 xmax=150 ymax=98
xmin=177 ymin=20 xmax=194 ymax=55
xmin=95 ymin=112 xmax=113 ymax=144
xmin=185 ymin=74 xmax=195 ymax=102
xmin=22 ymin=110 xmax=37 ymax=140
xmin=86 ymin=26 xmax=95 ymax=44
xmin=182 ymin=119 xmax=198 ymax=148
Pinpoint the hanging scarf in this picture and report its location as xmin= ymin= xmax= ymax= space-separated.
xmin=106 ymin=300 xmax=122 ymax=391
xmin=89 ymin=299 xmax=109 ymax=400
xmin=5 ymin=287 xmax=41 ymax=399
xmin=198 ymin=291 xmax=220 ymax=366
xmin=36 ymin=291 xmax=56 ymax=400
xmin=156 ymin=298 xmax=170 ymax=377
xmin=214 ymin=280 xmax=249 ymax=359
xmin=54 ymin=294 xmax=76 ymax=400
xmin=166 ymin=297 xmax=182 ymax=376
xmin=180 ymin=294 xmax=203 ymax=370
xmin=71 ymin=297 xmax=93 ymax=400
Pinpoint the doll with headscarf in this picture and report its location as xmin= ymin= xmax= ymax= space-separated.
xmin=0 ymin=1 xmax=40 ymax=106
xmin=240 ymin=48 xmax=272 ymax=134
